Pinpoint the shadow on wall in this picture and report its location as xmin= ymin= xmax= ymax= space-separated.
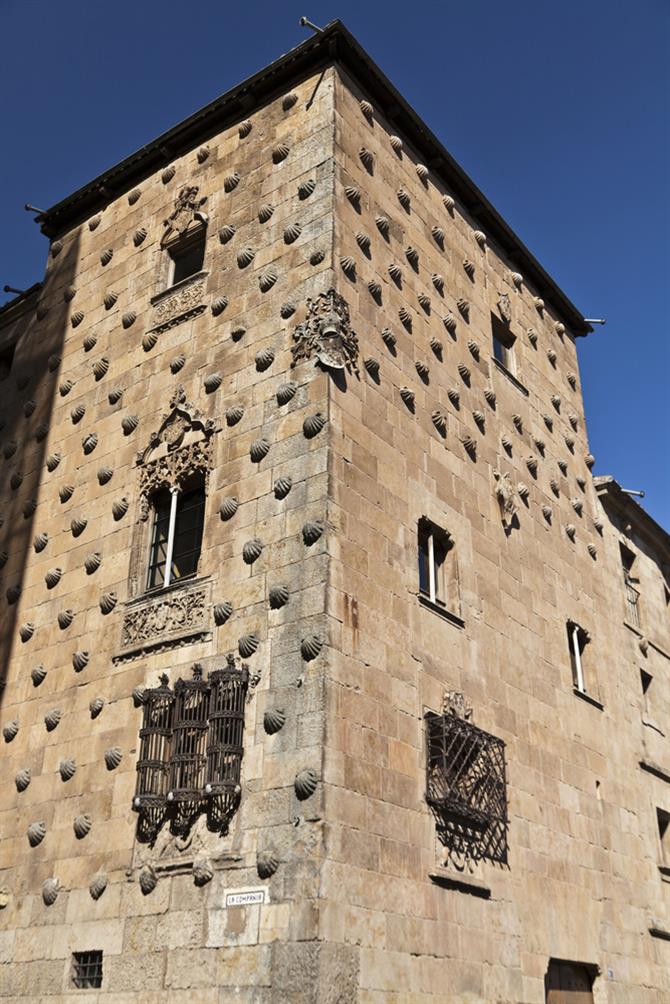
xmin=0 ymin=228 xmax=80 ymax=705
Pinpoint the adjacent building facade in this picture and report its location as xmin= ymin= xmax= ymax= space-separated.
xmin=1 ymin=21 xmax=668 ymax=1004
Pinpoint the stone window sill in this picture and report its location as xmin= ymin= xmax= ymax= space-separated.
xmin=640 ymin=759 xmax=670 ymax=784
xmin=418 ymin=593 xmax=465 ymax=628
xmin=491 ymin=357 xmax=529 ymax=397
xmin=429 ymin=868 xmax=491 ymax=898
xmin=572 ymin=687 xmax=604 ymax=711
xmin=129 ymin=573 xmax=209 ymax=607
xmin=151 ymin=269 xmax=209 ymax=306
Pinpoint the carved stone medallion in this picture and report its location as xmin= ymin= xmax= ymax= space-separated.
xmin=291 ymin=289 xmax=359 ymax=375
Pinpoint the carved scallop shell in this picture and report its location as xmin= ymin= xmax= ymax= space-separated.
xmin=303 ymin=412 xmax=326 ymax=439
xmin=19 ymin=622 xmax=35 ymax=643
xmin=473 ymin=230 xmax=487 ymax=249
xmin=302 ymin=520 xmax=324 ymax=546
xmin=462 ymin=435 xmax=477 ymax=456
xmin=274 ymin=476 xmax=292 ymax=499
xmin=457 ymin=364 xmax=471 ymax=384
xmin=237 ymin=247 xmax=255 ymax=269
xmin=389 ymin=134 xmax=403 ymax=154
xmin=463 ymin=259 xmax=476 ymax=280
xmin=259 ymin=268 xmax=277 ymax=292
xmin=484 ymin=389 xmax=497 ymax=408
xmin=457 ymin=298 xmax=470 ymax=320
xmin=298 ymin=179 xmax=316 ymax=199
xmin=447 ymin=387 xmax=460 ymax=407
xmin=57 ymin=609 xmax=74 ymax=630
xmin=239 ymin=119 xmax=252 ymax=138
xmin=517 ymin=483 xmax=530 ymax=501
xmin=70 ymin=403 xmax=86 ymax=425
xmin=585 ymin=453 xmax=595 ymax=470
xmin=268 ymin=585 xmax=289 ymax=610
xmin=161 ymin=164 xmax=176 ymax=184
xmin=219 ymin=496 xmax=239 ymax=520
xmin=130 ymin=686 xmax=145 ymax=709
xmin=3 ymin=720 xmax=19 ymax=742
xmin=256 ymin=348 xmax=275 ymax=372
xmin=120 ymin=310 xmax=137 ymax=331
xmin=31 ymin=665 xmax=47 ymax=687
xmin=100 ymin=248 xmax=113 ymax=267
xmin=121 ymin=414 xmax=139 ymax=436
xmin=397 ymin=188 xmax=411 ymax=210
xmin=59 ymin=378 xmax=73 ymax=396
xmin=224 ymin=171 xmax=241 ymax=193
xmin=340 ymin=256 xmax=356 ymax=279
xmin=565 ymin=524 xmax=577 ymax=541
xmin=388 ymin=263 xmax=402 ymax=285
xmin=2 ymin=439 xmax=16 ymax=459
xmin=567 ymin=372 xmax=577 ymax=390
xmin=432 ymin=411 xmax=447 ymax=435
xmin=225 ymin=405 xmax=244 ymax=427
xmin=273 ymin=143 xmax=290 ymax=164
xmin=6 ymin=584 xmax=21 ymax=605
xmin=112 ymin=497 xmax=129 ymax=520
xmin=442 ymin=313 xmax=457 ymax=335
xmin=139 ymin=864 xmax=157 ymax=895
xmin=571 ymin=499 xmax=584 ymax=516
xmin=133 ymin=226 xmax=147 ymax=247
xmin=0 ymin=550 xmax=7 ymax=569
xmin=213 ymin=601 xmax=233 ymax=626
xmin=587 ymin=543 xmax=597 ymax=559
xmin=108 ymin=386 xmax=124 ymax=404
xmin=142 ymin=332 xmax=158 ymax=352
xmin=45 ymin=567 xmax=62 ymax=589
xmin=400 ymin=387 xmax=415 ymax=408
xmin=364 ymin=357 xmax=380 ymax=378
xmin=104 ymin=747 xmax=122 ymax=771
xmin=368 ymin=280 xmax=382 ymax=302
xmin=542 ymin=506 xmax=553 ymax=522
xmin=276 ymin=382 xmax=297 ymax=405
xmin=355 ymin=231 xmax=371 ymax=254
xmin=344 ymin=185 xmax=361 ymax=207
xmin=170 ymin=354 xmax=185 ymax=374
xmin=443 ymin=194 xmax=456 ymax=214
xmin=512 ymin=414 xmax=523 ymax=432
xmin=399 ymin=308 xmax=412 ymax=331
xmin=196 ymin=144 xmax=210 ymax=163
xmin=193 ymin=859 xmax=213 ymax=887
xmin=204 ymin=373 xmax=222 ymax=394
xmin=547 ymin=348 xmax=557 ymax=364
xmin=73 ymin=814 xmax=92 ymax=839
xmin=90 ymin=874 xmax=107 ymax=900
xmin=239 ymin=634 xmax=259 ymax=659
xmin=550 ymin=479 xmax=560 ymax=496
xmin=301 ymin=635 xmax=323 ymax=661
xmin=28 ymin=821 xmax=47 ymax=847
xmin=15 ymin=768 xmax=31 ymax=792
xmin=46 ymin=452 xmax=61 ymax=473
xmin=231 ymin=326 xmax=246 ymax=342
xmin=100 ymin=592 xmax=117 ymax=615
xmin=72 ymin=650 xmax=89 ymax=672
xmin=219 ymin=224 xmax=237 ymax=247
xmin=263 ymin=704 xmax=287 ymax=737
xmin=82 ymin=432 xmax=98 ymax=455
xmin=376 ymin=215 xmax=390 ymax=237
xmin=11 ymin=472 xmax=24 ymax=490
xmin=416 ymin=361 xmax=430 ymax=381
xmin=359 ymin=146 xmax=374 ymax=171
xmin=243 ymin=538 xmax=263 ymax=565
xmin=128 ymin=187 xmax=141 ymax=205
xmin=381 ymin=329 xmax=396 ymax=351
xmin=294 ymin=768 xmax=318 ymax=800
xmin=24 ymin=398 xmax=37 ymax=417
xmin=45 ymin=708 xmax=61 ymax=731
xmin=59 ymin=759 xmax=77 ymax=781
xmin=526 ymin=457 xmax=538 ymax=476
xmin=71 ymin=310 xmax=84 ymax=328
xmin=284 ymin=223 xmax=302 ymax=244
xmin=257 ymin=203 xmax=275 ymax=224
xmin=97 ymin=464 xmax=113 ymax=486
xmin=89 ymin=697 xmax=104 ymax=718
xmin=250 ymin=438 xmax=270 ymax=463
xmin=472 ymin=410 xmax=486 ymax=429
xmin=71 ymin=517 xmax=87 ymax=537
xmin=558 ymin=459 xmax=568 ymax=474
xmin=43 ymin=878 xmax=59 ymax=905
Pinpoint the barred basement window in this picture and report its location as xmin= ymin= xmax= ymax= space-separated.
xmin=146 ymin=476 xmax=205 ymax=590
xmin=425 ymin=709 xmax=507 ymax=865
xmin=133 ymin=660 xmax=249 ymax=842
xmin=71 ymin=950 xmax=103 ymax=989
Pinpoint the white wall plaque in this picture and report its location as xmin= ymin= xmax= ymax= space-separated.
xmin=225 ymin=888 xmax=267 ymax=908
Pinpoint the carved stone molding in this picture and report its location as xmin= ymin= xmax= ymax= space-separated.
xmin=149 ymin=273 xmax=208 ymax=333
xmin=115 ymin=578 xmax=212 ymax=661
xmin=136 ymin=385 xmax=216 ymax=521
xmin=291 ymin=288 xmax=359 ymax=375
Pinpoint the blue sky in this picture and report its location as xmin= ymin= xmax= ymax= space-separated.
xmin=1 ymin=0 xmax=668 ymax=527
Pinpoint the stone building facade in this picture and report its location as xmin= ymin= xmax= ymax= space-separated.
xmin=1 ymin=20 xmax=668 ymax=1004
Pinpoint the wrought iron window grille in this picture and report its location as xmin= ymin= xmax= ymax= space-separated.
xmin=71 ymin=950 xmax=103 ymax=989
xmin=425 ymin=709 xmax=508 ymax=866
xmin=133 ymin=657 xmax=248 ymax=843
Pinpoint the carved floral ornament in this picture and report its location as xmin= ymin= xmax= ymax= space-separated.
xmin=291 ymin=289 xmax=359 ymax=375
xmin=161 ymin=185 xmax=208 ymax=247
xmin=135 ymin=385 xmax=217 ymax=521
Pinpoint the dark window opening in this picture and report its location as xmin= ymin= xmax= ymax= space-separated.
xmin=545 ymin=959 xmax=595 ymax=1002
xmin=418 ymin=517 xmax=454 ymax=610
xmin=491 ymin=313 xmax=515 ymax=373
xmin=0 ymin=342 xmax=16 ymax=381
xmin=146 ymin=479 xmax=205 ymax=591
xmin=567 ymin=621 xmax=590 ymax=694
xmin=658 ymin=807 xmax=670 ymax=864
xmin=641 ymin=669 xmax=652 ymax=696
xmin=71 ymin=950 xmax=103 ymax=989
xmin=169 ymin=231 xmax=206 ymax=286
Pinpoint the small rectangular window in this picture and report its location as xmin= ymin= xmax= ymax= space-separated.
xmin=657 ymin=808 xmax=670 ymax=865
xmin=567 ymin=620 xmax=590 ymax=694
xmin=147 ymin=479 xmax=205 ymax=591
xmin=71 ymin=950 xmax=103 ymax=989
xmin=620 ymin=543 xmax=641 ymax=627
xmin=418 ymin=518 xmax=459 ymax=616
xmin=168 ymin=232 xmax=206 ymax=287
xmin=491 ymin=313 xmax=515 ymax=373
xmin=0 ymin=342 xmax=16 ymax=381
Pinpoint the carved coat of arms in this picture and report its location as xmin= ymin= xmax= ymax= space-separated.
xmin=291 ymin=289 xmax=359 ymax=375
xmin=162 ymin=186 xmax=208 ymax=246
xmin=497 ymin=293 xmax=512 ymax=325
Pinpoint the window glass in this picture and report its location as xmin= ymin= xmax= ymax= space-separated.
xmin=146 ymin=482 xmax=205 ymax=590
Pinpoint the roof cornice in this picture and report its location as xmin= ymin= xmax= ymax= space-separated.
xmin=595 ymin=476 xmax=670 ymax=559
xmin=37 ymin=20 xmax=591 ymax=336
